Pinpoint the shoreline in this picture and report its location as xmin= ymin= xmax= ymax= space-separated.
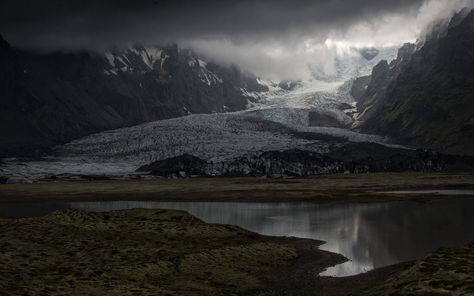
xmin=2 ymin=182 xmax=473 ymax=294
xmin=0 ymin=207 xmax=416 ymax=295
xmin=0 ymin=208 xmax=349 ymax=295
xmin=4 ymin=207 xmax=470 ymax=295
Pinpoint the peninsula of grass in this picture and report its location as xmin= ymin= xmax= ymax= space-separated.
xmin=0 ymin=208 xmax=340 ymax=296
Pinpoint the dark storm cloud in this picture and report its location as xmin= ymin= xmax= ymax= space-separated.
xmin=0 ymin=0 xmax=426 ymax=50
xmin=3 ymin=0 xmax=469 ymax=80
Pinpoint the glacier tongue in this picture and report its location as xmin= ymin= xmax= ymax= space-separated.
xmin=0 ymin=110 xmax=391 ymax=181
xmin=247 ymin=80 xmax=354 ymax=127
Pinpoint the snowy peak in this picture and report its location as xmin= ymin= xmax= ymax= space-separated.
xmin=0 ymin=37 xmax=274 ymax=157
xmin=100 ymin=43 xmax=282 ymax=115
xmin=104 ymin=45 xmax=169 ymax=75
xmin=103 ymin=45 xmax=228 ymax=86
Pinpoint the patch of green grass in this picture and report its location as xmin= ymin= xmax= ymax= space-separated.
xmin=360 ymin=243 xmax=474 ymax=296
xmin=0 ymin=209 xmax=296 ymax=296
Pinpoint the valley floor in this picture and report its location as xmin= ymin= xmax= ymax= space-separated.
xmin=0 ymin=208 xmax=343 ymax=296
xmin=1 ymin=172 xmax=473 ymax=203
xmin=1 ymin=173 xmax=473 ymax=295
xmin=1 ymin=208 xmax=472 ymax=295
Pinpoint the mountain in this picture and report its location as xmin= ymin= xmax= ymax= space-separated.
xmin=0 ymin=35 xmax=267 ymax=157
xmin=354 ymin=8 xmax=474 ymax=156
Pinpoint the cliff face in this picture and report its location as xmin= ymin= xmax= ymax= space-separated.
xmin=137 ymin=143 xmax=474 ymax=178
xmin=354 ymin=43 xmax=416 ymax=129
xmin=0 ymin=37 xmax=266 ymax=157
xmin=355 ymin=8 xmax=474 ymax=156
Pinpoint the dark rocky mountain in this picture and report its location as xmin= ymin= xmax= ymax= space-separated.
xmin=354 ymin=8 xmax=474 ymax=156
xmin=350 ymin=75 xmax=371 ymax=102
xmin=137 ymin=154 xmax=208 ymax=177
xmin=354 ymin=43 xmax=416 ymax=123
xmin=137 ymin=143 xmax=474 ymax=178
xmin=0 ymin=35 xmax=267 ymax=157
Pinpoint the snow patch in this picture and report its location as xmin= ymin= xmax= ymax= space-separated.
xmin=105 ymin=52 xmax=115 ymax=67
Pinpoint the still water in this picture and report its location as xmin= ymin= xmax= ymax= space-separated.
xmin=381 ymin=190 xmax=474 ymax=195
xmin=1 ymin=198 xmax=474 ymax=277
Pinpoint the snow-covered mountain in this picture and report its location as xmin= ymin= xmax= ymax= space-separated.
xmin=242 ymin=45 xmax=398 ymax=129
xmin=0 ymin=41 xmax=405 ymax=181
xmin=103 ymin=46 xmax=226 ymax=87
xmin=0 ymin=37 xmax=269 ymax=157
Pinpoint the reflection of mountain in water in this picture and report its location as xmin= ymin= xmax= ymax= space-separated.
xmin=57 ymin=199 xmax=474 ymax=277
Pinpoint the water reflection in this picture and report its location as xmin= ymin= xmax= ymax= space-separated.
xmin=67 ymin=199 xmax=474 ymax=276
xmin=1 ymin=199 xmax=474 ymax=277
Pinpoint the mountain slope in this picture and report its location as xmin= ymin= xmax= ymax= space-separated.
xmin=355 ymin=8 xmax=474 ymax=156
xmin=0 ymin=36 xmax=266 ymax=157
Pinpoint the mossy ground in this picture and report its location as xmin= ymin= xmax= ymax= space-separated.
xmin=1 ymin=173 xmax=473 ymax=295
xmin=0 ymin=173 xmax=473 ymax=203
xmin=1 ymin=209 xmax=472 ymax=296
xmin=0 ymin=209 xmax=297 ymax=296
xmin=360 ymin=243 xmax=474 ymax=296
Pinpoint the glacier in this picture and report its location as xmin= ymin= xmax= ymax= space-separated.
xmin=0 ymin=46 xmax=401 ymax=181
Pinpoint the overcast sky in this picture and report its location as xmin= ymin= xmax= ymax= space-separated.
xmin=1 ymin=0 xmax=472 ymax=80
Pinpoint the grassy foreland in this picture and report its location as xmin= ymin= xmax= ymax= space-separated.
xmin=0 ymin=209 xmax=302 ymax=295
xmin=1 ymin=173 xmax=473 ymax=295
xmin=0 ymin=209 xmax=473 ymax=295
xmin=361 ymin=243 xmax=474 ymax=296
xmin=0 ymin=173 xmax=473 ymax=203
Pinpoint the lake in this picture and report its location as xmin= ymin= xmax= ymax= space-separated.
xmin=1 ymin=198 xmax=474 ymax=277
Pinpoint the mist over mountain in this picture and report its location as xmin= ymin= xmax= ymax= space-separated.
xmin=355 ymin=7 xmax=474 ymax=156
xmin=1 ymin=1 xmax=474 ymax=180
xmin=1 ymin=0 xmax=472 ymax=81
xmin=2 ymin=4 xmax=474 ymax=296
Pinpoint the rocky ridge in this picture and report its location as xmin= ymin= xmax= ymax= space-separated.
xmin=354 ymin=8 xmax=474 ymax=156
xmin=0 ymin=35 xmax=268 ymax=157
